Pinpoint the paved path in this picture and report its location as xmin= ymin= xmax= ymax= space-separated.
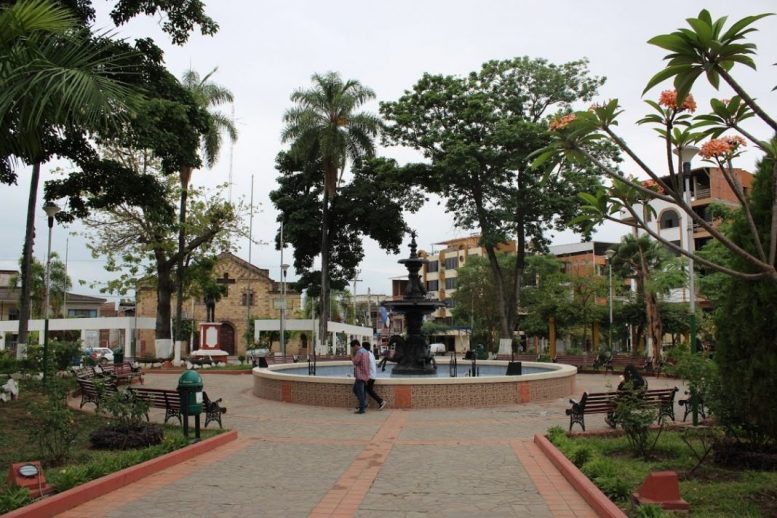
xmin=63 ymin=372 xmax=685 ymax=517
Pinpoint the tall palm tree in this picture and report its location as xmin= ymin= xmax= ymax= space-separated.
xmin=174 ymin=68 xmax=236 ymax=347
xmin=281 ymin=72 xmax=381 ymax=351
xmin=1 ymin=0 xmax=136 ymax=354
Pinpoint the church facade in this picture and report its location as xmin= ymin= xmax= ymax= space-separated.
xmin=136 ymin=252 xmax=301 ymax=358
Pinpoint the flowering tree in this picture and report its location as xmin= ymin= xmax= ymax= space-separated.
xmin=534 ymin=10 xmax=777 ymax=282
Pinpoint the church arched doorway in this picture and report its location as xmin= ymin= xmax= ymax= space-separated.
xmin=220 ymin=322 xmax=236 ymax=355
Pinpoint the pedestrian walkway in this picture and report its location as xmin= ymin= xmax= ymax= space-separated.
xmin=62 ymin=373 xmax=684 ymax=517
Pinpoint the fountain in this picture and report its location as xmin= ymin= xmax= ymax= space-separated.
xmin=380 ymin=231 xmax=442 ymax=375
xmin=251 ymin=232 xmax=576 ymax=408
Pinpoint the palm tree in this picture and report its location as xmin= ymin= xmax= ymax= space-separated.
xmin=174 ymin=68 xmax=236 ymax=347
xmin=281 ymin=72 xmax=381 ymax=351
xmin=1 ymin=0 xmax=136 ymax=353
xmin=9 ymin=253 xmax=71 ymax=318
xmin=610 ymin=235 xmax=671 ymax=360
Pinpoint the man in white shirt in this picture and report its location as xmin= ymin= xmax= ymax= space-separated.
xmin=362 ymin=342 xmax=386 ymax=410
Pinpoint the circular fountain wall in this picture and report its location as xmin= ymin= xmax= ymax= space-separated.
xmin=252 ymin=360 xmax=576 ymax=409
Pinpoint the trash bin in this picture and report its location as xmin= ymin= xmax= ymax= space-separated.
xmin=475 ymin=344 xmax=487 ymax=360
xmin=113 ymin=347 xmax=124 ymax=364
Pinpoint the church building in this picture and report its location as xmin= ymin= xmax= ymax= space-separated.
xmin=135 ymin=252 xmax=301 ymax=358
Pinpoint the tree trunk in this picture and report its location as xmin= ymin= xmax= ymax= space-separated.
xmin=17 ymin=161 xmax=41 ymax=356
xmin=638 ymin=250 xmax=663 ymax=359
xmin=175 ymin=167 xmax=192 ymax=347
xmin=484 ymin=245 xmax=510 ymax=338
xmin=156 ymin=259 xmax=174 ymax=341
xmin=318 ymin=189 xmax=330 ymax=351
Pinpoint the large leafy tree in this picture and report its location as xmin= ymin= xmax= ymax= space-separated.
xmin=382 ymin=57 xmax=610 ymax=345
xmin=1 ymin=0 xmax=139 ymax=351
xmin=270 ymin=152 xmax=420 ymax=350
xmin=174 ymin=67 xmax=237 ymax=344
xmin=57 ymin=149 xmax=240 ymax=344
xmin=536 ymin=10 xmax=777 ymax=282
xmin=280 ymin=72 xmax=382 ymax=348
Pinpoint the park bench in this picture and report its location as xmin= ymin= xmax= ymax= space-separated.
xmin=100 ymin=362 xmax=144 ymax=384
xmin=495 ymin=353 xmax=540 ymax=362
xmin=553 ymin=355 xmax=594 ymax=370
xmin=203 ymin=392 xmax=227 ymax=428
xmin=75 ymin=377 xmax=117 ymax=409
xmin=128 ymin=387 xmax=228 ymax=428
xmin=129 ymin=387 xmax=182 ymax=425
xmin=678 ymin=390 xmax=707 ymax=422
xmin=603 ymin=355 xmax=640 ymax=375
xmin=640 ymin=358 xmax=664 ymax=377
xmin=565 ymin=386 xmax=679 ymax=432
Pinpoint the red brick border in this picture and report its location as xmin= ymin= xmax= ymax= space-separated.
xmin=533 ymin=434 xmax=626 ymax=518
xmin=5 ymin=431 xmax=238 ymax=518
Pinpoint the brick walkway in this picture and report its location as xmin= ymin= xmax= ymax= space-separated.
xmin=62 ymin=373 xmax=684 ymax=517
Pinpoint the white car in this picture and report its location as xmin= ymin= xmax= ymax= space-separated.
xmin=91 ymin=347 xmax=114 ymax=364
xmin=429 ymin=343 xmax=447 ymax=356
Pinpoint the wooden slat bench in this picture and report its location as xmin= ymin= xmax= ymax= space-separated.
xmin=495 ymin=354 xmax=540 ymax=362
xmin=553 ymin=355 xmax=595 ymax=370
xmin=566 ymin=387 xmax=679 ymax=432
xmin=678 ymin=391 xmax=707 ymax=422
xmin=603 ymin=355 xmax=641 ymax=375
xmin=129 ymin=387 xmax=182 ymax=425
xmin=100 ymin=362 xmax=144 ymax=384
xmin=203 ymin=392 xmax=227 ymax=428
xmin=75 ymin=377 xmax=117 ymax=409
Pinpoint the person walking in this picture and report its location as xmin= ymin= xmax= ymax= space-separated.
xmin=351 ymin=339 xmax=369 ymax=414
xmin=362 ymin=342 xmax=386 ymax=410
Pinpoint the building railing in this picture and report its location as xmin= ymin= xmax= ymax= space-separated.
xmin=694 ymin=187 xmax=711 ymax=199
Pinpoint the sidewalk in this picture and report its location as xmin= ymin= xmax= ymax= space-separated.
xmin=60 ymin=373 xmax=683 ymax=517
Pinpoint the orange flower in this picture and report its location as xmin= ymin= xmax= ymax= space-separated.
xmin=549 ymin=113 xmax=576 ymax=131
xmin=699 ymin=139 xmax=732 ymax=159
xmin=658 ymin=89 xmax=696 ymax=113
xmin=700 ymin=136 xmax=747 ymax=159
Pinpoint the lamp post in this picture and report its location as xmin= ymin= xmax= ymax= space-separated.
xmin=674 ymin=145 xmax=700 ymax=354
xmin=605 ymin=249 xmax=615 ymax=350
xmin=42 ymin=202 xmax=60 ymax=385
xmin=280 ymin=263 xmax=289 ymax=357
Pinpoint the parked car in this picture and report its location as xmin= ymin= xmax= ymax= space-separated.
xmin=429 ymin=343 xmax=447 ymax=356
xmin=91 ymin=347 xmax=114 ymax=364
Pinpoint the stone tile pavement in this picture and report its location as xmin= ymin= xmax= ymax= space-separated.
xmin=62 ymin=372 xmax=686 ymax=517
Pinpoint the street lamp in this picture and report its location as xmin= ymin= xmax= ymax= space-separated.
xmin=280 ymin=263 xmax=289 ymax=357
xmin=42 ymin=202 xmax=60 ymax=385
xmin=674 ymin=145 xmax=700 ymax=354
xmin=605 ymin=249 xmax=615 ymax=351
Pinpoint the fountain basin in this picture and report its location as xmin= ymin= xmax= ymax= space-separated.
xmin=252 ymin=360 xmax=576 ymax=409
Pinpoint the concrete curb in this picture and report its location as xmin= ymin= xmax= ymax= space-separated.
xmin=5 ymin=430 xmax=238 ymax=518
xmin=533 ymin=434 xmax=626 ymax=518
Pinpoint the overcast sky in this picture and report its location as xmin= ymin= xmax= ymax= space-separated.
xmin=2 ymin=0 xmax=776 ymax=304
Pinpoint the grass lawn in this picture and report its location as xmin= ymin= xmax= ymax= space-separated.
xmin=547 ymin=426 xmax=777 ymax=517
xmin=0 ymin=379 xmax=224 ymax=513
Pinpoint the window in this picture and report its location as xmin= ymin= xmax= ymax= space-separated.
xmin=426 ymin=280 xmax=439 ymax=291
xmin=444 ymin=256 xmax=458 ymax=269
xmin=68 ymin=309 xmax=97 ymax=318
xmin=659 ymin=210 xmax=680 ymax=229
xmin=241 ymin=289 xmax=255 ymax=306
xmin=8 ymin=310 xmax=18 ymax=320
xmin=427 ymin=261 xmax=439 ymax=273
xmin=445 ymin=278 xmax=457 ymax=290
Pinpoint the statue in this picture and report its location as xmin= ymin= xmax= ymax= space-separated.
xmin=205 ymin=294 xmax=216 ymax=322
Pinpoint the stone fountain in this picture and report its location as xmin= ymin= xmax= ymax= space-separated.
xmin=381 ymin=231 xmax=443 ymax=375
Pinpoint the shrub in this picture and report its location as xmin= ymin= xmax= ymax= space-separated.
xmin=0 ymin=349 xmax=18 ymax=374
xmin=596 ymin=475 xmax=631 ymax=501
xmin=571 ymin=445 xmax=593 ymax=468
xmin=51 ymin=341 xmax=82 ymax=371
xmin=0 ymin=487 xmax=31 ymax=514
xmin=90 ymin=386 xmax=162 ymax=450
xmin=612 ymin=390 xmax=662 ymax=459
xmin=634 ymin=503 xmax=672 ymax=517
xmin=30 ymin=381 xmax=78 ymax=464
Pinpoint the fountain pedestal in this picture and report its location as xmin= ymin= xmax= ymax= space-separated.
xmin=382 ymin=232 xmax=443 ymax=375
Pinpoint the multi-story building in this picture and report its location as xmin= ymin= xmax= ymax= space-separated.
xmin=623 ymin=165 xmax=753 ymax=303
xmin=548 ymin=241 xmax=617 ymax=278
xmin=420 ymin=235 xmax=516 ymax=321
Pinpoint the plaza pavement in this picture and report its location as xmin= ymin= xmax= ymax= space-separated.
xmin=61 ymin=371 xmax=687 ymax=517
